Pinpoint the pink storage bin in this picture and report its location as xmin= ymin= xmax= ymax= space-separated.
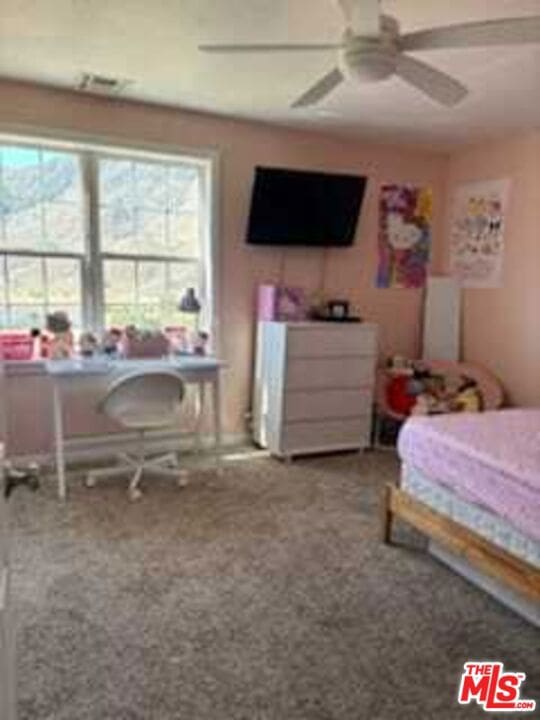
xmin=257 ymin=284 xmax=308 ymax=322
xmin=122 ymin=333 xmax=170 ymax=359
xmin=0 ymin=332 xmax=34 ymax=360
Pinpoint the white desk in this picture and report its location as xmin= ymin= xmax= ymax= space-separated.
xmin=46 ymin=356 xmax=224 ymax=500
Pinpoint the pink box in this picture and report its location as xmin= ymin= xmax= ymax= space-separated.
xmin=122 ymin=333 xmax=170 ymax=358
xmin=0 ymin=332 xmax=34 ymax=360
xmin=257 ymin=284 xmax=308 ymax=322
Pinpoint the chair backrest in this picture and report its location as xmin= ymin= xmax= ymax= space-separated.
xmin=101 ymin=370 xmax=185 ymax=427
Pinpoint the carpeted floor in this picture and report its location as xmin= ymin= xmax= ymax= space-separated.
xmin=9 ymin=450 xmax=539 ymax=720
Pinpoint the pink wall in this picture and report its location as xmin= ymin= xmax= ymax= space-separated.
xmin=441 ymin=131 xmax=540 ymax=407
xmin=0 ymin=80 xmax=449 ymax=434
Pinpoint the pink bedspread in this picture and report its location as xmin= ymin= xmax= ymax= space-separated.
xmin=398 ymin=409 xmax=540 ymax=541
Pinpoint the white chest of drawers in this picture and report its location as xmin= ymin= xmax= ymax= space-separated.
xmin=252 ymin=321 xmax=378 ymax=459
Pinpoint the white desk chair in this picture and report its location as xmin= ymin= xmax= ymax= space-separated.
xmin=86 ymin=370 xmax=188 ymax=501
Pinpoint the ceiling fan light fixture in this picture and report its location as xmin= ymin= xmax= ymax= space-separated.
xmin=340 ymin=44 xmax=397 ymax=82
xmin=339 ymin=16 xmax=399 ymax=83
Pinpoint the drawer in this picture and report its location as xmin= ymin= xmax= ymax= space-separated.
xmin=284 ymin=388 xmax=373 ymax=421
xmin=286 ymin=357 xmax=375 ymax=390
xmin=281 ymin=416 xmax=371 ymax=455
xmin=287 ymin=325 xmax=377 ymax=358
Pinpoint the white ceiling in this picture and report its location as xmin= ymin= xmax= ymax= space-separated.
xmin=0 ymin=0 xmax=539 ymax=149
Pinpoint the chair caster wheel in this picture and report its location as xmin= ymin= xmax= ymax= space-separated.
xmin=129 ymin=488 xmax=143 ymax=502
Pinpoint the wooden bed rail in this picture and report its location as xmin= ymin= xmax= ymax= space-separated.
xmin=382 ymin=483 xmax=540 ymax=605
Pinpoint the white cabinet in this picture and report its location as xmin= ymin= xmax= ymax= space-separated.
xmin=253 ymin=321 xmax=378 ymax=458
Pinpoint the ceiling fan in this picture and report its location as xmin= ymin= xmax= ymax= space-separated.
xmin=199 ymin=0 xmax=540 ymax=107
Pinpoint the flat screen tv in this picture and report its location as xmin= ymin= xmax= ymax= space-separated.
xmin=246 ymin=166 xmax=367 ymax=247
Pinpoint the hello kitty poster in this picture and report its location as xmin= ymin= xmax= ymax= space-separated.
xmin=377 ymin=184 xmax=432 ymax=289
xmin=449 ymin=179 xmax=510 ymax=288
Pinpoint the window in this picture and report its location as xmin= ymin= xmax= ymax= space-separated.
xmin=0 ymin=138 xmax=213 ymax=333
xmin=0 ymin=146 xmax=85 ymax=328
xmin=99 ymin=157 xmax=202 ymax=328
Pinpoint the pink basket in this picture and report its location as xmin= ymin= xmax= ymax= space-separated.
xmin=0 ymin=332 xmax=34 ymax=360
xmin=122 ymin=333 xmax=170 ymax=359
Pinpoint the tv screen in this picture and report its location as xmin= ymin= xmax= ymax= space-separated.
xmin=246 ymin=166 xmax=367 ymax=247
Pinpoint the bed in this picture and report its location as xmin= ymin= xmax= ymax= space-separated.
xmin=382 ymin=409 xmax=540 ymax=624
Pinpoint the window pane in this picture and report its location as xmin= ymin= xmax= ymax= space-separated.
xmin=103 ymin=258 xmax=200 ymax=329
xmin=138 ymin=261 xmax=166 ymax=304
xmin=9 ymin=305 xmax=44 ymax=329
xmin=41 ymin=150 xmax=82 ymax=205
xmin=0 ymin=148 xmax=41 ymax=224
xmin=44 ymin=202 xmax=84 ymax=250
xmin=169 ymin=165 xmax=199 ymax=213
xmin=100 ymin=203 xmax=136 ymax=250
xmin=169 ymin=211 xmax=199 ymax=258
xmin=99 ymin=158 xmax=134 ymax=207
xmin=98 ymin=156 xmax=201 ymax=257
xmin=0 ymin=259 xmax=5 ymax=306
xmin=0 ymin=145 xmax=84 ymax=253
xmin=169 ymin=263 xmax=201 ymax=329
xmin=0 ymin=255 xmax=83 ymax=330
xmin=135 ymin=162 xmax=167 ymax=210
xmin=6 ymin=256 xmax=44 ymax=329
xmin=139 ymin=209 xmax=166 ymax=246
xmin=168 ymin=262 xmax=199 ymax=299
xmin=46 ymin=257 xmax=81 ymax=305
xmin=104 ymin=259 xmax=136 ymax=303
xmin=103 ymin=259 xmax=136 ymax=328
xmin=137 ymin=261 xmax=167 ymax=328
xmin=4 ymin=206 xmax=42 ymax=247
xmin=7 ymin=256 xmax=44 ymax=304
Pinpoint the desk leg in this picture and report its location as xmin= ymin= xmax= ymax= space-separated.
xmin=212 ymin=374 xmax=223 ymax=473
xmin=52 ymin=382 xmax=66 ymax=501
xmin=194 ymin=381 xmax=206 ymax=454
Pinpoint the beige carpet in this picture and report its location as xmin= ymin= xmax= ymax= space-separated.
xmin=9 ymin=450 xmax=539 ymax=719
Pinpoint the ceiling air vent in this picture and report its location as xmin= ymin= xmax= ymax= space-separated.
xmin=77 ymin=73 xmax=131 ymax=96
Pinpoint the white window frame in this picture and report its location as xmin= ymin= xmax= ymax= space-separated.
xmin=0 ymin=132 xmax=219 ymax=345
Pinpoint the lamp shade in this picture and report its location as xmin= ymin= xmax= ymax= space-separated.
xmin=178 ymin=287 xmax=201 ymax=314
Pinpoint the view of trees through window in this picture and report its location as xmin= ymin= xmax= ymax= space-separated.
xmin=0 ymin=141 xmax=207 ymax=331
xmin=0 ymin=147 xmax=84 ymax=328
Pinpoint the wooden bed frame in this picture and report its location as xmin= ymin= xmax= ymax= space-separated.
xmin=382 ymin=484 xmax=540 ymax=605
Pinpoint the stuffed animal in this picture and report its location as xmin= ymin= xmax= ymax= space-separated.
xmin=102 ymin=328 xmax=123 ymax=356
xmin=450 ymin=376 xmax=484 ymax=413
xmin=79 ymin=331 xmax=98 ymax=357
xmin=45 ymin=311 xmax=73 ymax=360
xmin=410 ymin=370 xmax=451 ymax=415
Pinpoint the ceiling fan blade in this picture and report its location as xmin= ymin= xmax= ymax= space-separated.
xmin=396 ymin=54 xmax=468 ymax=106
xmin=336 ymin=0 xmax=380 ymax=36
xmin=291 ymin=67 xmax=344 ymax=108
xmin=199 ymin=42 xmax=340 ymax=53
xmin=401 ymin=16 xmax=540 ymax=52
